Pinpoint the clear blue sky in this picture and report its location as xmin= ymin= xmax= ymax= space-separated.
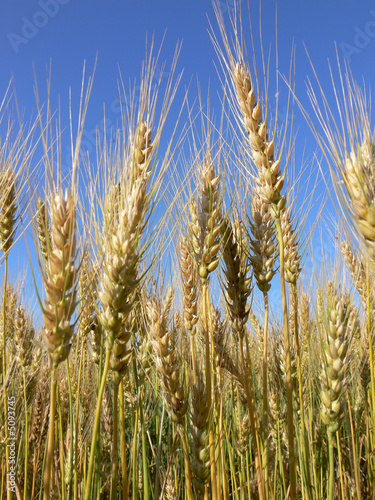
xmin=2 ymin=0 xmax=375 ymax=145
xmin=1 ymin=0 xmax=375 ymax=314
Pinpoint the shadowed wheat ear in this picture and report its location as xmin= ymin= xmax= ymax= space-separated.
xmin=280 ymin=207 xmax=302 ymax=285
xmin=190 ymin=369 xmax=210 ymax=496
xmin=249 ymin=192 xmax=277 ymax=292
xmin=147 ymin=291 xmax=193 ymax=499
xmin=189 ymin=152 xmax=222 ymax=280
xmin=102 ymin=384 xmax=113 ymax=450
xmin=221 ymin=216 xmax=251 ymax=338
xmin=78 ymin=255 xmax=98 ymax=342
xmin=220 ymin=210 xmax=264 ymax=498
xmin=340 ymin=241 xmax=368 ymax=304
xmin=14 ymin=301 xmax=34 ymax=367
xmin=36 ymin=197 xmax=51 ymax=267
xmin=179 ymin=237 xmax=198 ymax=332
xmin=147 ymin=292 xmax=188 ymax=424
xmin=179 ymin=236 xmax=199 ymax=381
xmin=0 ymin=285 xmax=17 ymax=341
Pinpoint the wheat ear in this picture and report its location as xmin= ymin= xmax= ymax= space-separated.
xmin=188 ymin=152 xmax=222 ymax=498
xmin=221 ymin=217 xmax=251 ymax=339
xmin=147 ymin=293 xmax=189 ymax=424
xmin=321 ymin=286 xmax=353 ymax=498
xmin=147 ymin=293 xmax=192 ymax=499
xmin=13 ymin=300 xmax=34 ymax=500
xmin=0 ymin=166 xmax=17 ymax=254
xmin=42 ymin=189 xmax=78 ymax=500
xmin=232 ymin=63 xmax=284 ymax=207
xmin=190 ymin=369 xmax=210 ymax=497
xmin=343 ymin=141 xmax=375 ymax=263
xmin=42 ymin=190 xmax=77 ymax=364
xmin=94 ymin=120 xmax=154 ymax=500
xmin=321 ymin=288 xmax=351 ymax=435
xmin=340 ymin=241 xmax=368 ymax=305
xmin=179 ymin=236 xmax=198 ymax=382
xmin=0 ymin=166 xmax=17 ymax=500
xmin=36 ymin=197 xmax=52 ymax=267
xmin=280 ymin=207 xmax=302 ymax=285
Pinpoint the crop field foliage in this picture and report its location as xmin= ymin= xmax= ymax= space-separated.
xmin=0 ymin=2 xmax=374 ymax=499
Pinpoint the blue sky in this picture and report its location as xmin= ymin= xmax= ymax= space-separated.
xmin=1 ymin=0 xmax=375 ymax=167
xmin=2 ymin=0 xmax=375 ymax=143
xmin=1 ymin=0 xmax=375 ymax=317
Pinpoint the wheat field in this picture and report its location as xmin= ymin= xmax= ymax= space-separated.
xmin=0 ymin=2 xmax=374 ymax=499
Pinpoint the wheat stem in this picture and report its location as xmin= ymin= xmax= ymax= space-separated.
xmin=118 ymin=379 xmax=128 ymax=500
xmin=327 ymin=433 xmax=335 ymax=500
xmin=346 ymin=391 xmax=361 ymax=499
xmin=219 ymin=397 xmax=229 ymax=500
xmin=240 ymin=334 xmax=265 ymax=500
xmin=84 ymin=347 xmax=111 ymax=500
xmin=111 ymin=379 xmax=119 ymax=500
xmin=291 ymin=284 xmax=312 ymax=496
xmin=43 ymin=363 xmax=57 ymax=500
xmin=274 ymin=215 xmax=296 ymax=499
xmin=179 ymin=426 xmax=193 ymax=500
xmin=73 ymin=340 xmax=84 ymax=500
xmin=201 ymin=283 xmax=218 ymax=499
xmin=131 ymin=404 xmax=139 ymax=499
xmin=140 ymin=390 xmax=150 ymax=500
xmin=262 ymin=292 xmax=269 ymax=493
xmin=61 ymin=365 xmax=73 ymax=499
xmin=57 ymin=390 xmax=66 ymax=500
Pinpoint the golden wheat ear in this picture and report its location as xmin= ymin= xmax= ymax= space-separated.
xmin=14 ymin=301 xmax=34 ymax=368
xmin=320 ymin=285 xmax=352 ymax=435
xmin=0 ymin=167 xmax=17 ymax=254
xmin=249 ymin=192 xmax=277 ymax=293
xmin=36 ymin=197 xmax=51 ymax=267
xmin=42 ymin=190 xmax=78 ymax=365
